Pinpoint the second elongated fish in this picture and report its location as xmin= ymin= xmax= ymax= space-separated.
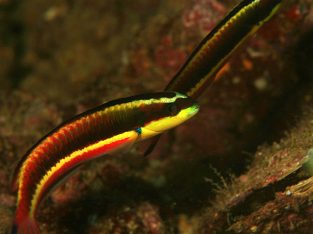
xmin=167 ymin=0 xmax=282 ymax=98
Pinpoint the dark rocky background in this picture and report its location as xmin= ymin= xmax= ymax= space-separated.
xmin=0 ymin=0 xmax=313 ymax=233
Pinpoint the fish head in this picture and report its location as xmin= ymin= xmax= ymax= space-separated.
xmin=139 ymin=92 xmax=199 ymax=139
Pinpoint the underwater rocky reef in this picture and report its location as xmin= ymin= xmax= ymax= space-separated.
xmin=1 ymin=0 xmax=313 ymax=233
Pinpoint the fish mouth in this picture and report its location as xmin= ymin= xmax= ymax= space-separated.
xmin=178 ymin=102 xmax=199 ymax=120
xmin=186 ymin=103 xmax=200 ymax=118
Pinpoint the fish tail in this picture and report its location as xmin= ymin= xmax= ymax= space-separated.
xmin=11 ymin=216 xmax=40 ymax=234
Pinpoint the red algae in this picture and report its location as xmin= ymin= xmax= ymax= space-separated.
xmin=182 ymin=0 xmax=226 ymax=33
xmin=154 ymin=35 xmax=187 ymax=82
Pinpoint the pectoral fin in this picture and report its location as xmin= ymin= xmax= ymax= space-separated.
xmin=144 ymin=135 xmax=162 ymax=157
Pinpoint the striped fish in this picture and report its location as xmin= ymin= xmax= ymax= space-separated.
xmin=11 ymin=92 xmax=199 ymax=234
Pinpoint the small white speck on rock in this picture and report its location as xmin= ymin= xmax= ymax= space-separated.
xmin=254 ymin=77 xmax=268 ymax=91
xmin=232 ymin=76 xmax=241 ymax=84
xmin=286 ymin=190 xmax=292 ymax=196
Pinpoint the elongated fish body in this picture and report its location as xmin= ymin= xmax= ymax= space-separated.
xmin=166 ymin=0 xmax=282 ymax=98
xmin=144 ymin=0 xmax=282 ymax=156
xmin=11 ymin=92 xmax=199 ymax=234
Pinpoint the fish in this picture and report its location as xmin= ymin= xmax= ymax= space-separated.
xmin=144 ymin=0 xmax=282 ymax=156
xmin=11 ymin=91 xmax=199 ymax=234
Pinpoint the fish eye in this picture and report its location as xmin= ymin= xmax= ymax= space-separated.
xmin=168 ymin=104 xmax=179 ymax=116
